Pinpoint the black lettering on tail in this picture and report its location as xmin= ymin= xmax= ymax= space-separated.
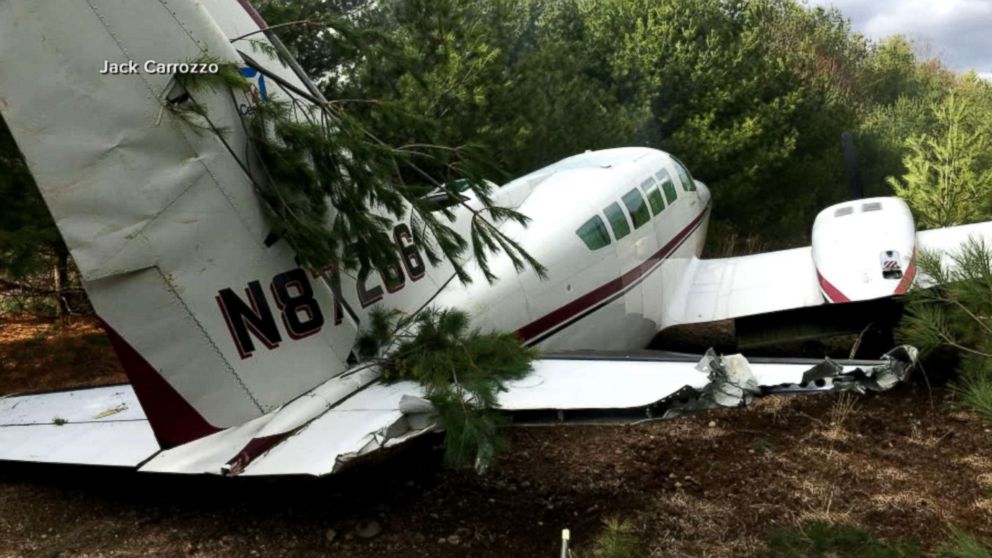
xmin=217 ymin=281 xmax=282 ymax=359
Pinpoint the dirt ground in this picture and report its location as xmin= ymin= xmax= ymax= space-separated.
xmin=0 ymin=318 xmax=126 ymax=394
xmin=1 ymin=318 xmax=992 ymax=557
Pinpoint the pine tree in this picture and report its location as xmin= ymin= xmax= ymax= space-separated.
xmin=0 ymin=116 xmax=73 ymax=321
xmin=356 ymin=307 xmax=539 ymax=471
xmin=887 ymin=94 xmax=992 ymax=228
xmin=900 ymin=240 xmax=992 ymax=419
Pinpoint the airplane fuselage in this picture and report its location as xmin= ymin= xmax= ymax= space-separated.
xmin=337 ymin=148 xmax=713 ymax=352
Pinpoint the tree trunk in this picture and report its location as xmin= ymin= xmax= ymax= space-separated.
xmin=53 ymin=246 xmax=70 ymax=325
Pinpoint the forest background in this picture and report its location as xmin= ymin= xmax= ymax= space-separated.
xmin=1 ymin=0 xmax=991 ymax=320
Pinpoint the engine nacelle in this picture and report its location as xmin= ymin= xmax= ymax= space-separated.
xmin=811 ymin=197 xmax=916 ymax=303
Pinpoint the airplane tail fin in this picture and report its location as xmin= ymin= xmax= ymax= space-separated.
xmin=0 ymin=0 xmax=361 ymax=447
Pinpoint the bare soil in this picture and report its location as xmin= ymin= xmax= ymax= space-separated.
xmin=2 ymin=318 xmax=992 ymax=557
xmin=0 ymin=317 xmax=126 ymax=394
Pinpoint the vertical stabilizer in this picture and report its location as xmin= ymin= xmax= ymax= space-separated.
xmin=0 ymin=0 xmax=359 ymax=446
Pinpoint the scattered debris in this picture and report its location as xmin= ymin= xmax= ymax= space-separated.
xmin=92 ymin=404 xmax=128 ymax=420
xmin=662 ymin=345 xmax=918 ymax=419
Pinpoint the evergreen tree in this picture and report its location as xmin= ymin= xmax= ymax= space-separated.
xmin=356 ymin=307 xmax=538 ymax=471
xmin=0 ymin=116 xmax=73 ymax=320
xmin=900 ymin=241 xmax=992 ymax=419
xmin=887 ymin=94 xmax=992 ymax=228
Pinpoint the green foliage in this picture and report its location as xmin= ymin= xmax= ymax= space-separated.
xmin=899 ymin=241 xmax=992 ymax=420
xmin=265 ymin=0 xmax=646 ymax=178
xmin=356 ymin=307 xmax=538 ymax=470
xmin=172 ymin=55 xmax=545 ymax=284
xmin=580 ymin=519 xmax=642 ymax=558
xmin=939 ymin=529 xmax=992 ymax=558
xmin=0 ymin=116 xmax=78 ymax=320
xmin=956 ymin=374 xmax=992 ymax=426
xmin=0 ymin=117 xmax=62 ymax=276
xmin=0 ymin=294 xmax=56 ymax=319
xmin=581 ymin=0 xmax=867 ymax=243
xmin=256 ymin=0 xmax=992 ymax=251
xmin=254 ymin=0 xmax=380 ymax=88
xmin=756 ymin=522 xmax=921 ymax=558
xmin=4 ymin=0 xmax=991 ymax=321
xmin=887 ymin=94 xmax=992 ymax=228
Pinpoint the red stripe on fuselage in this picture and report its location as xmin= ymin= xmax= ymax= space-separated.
xmin=816 ymin=270 xmax=851 ymax=303
xmin=894 ymin=258 xmax=917 ymax=294
xmin=516 ymin=206 xmax=709 ymax=343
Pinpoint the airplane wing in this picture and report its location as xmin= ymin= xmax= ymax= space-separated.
xmin=917 ymin=221 xmax=992 ymax=256
xmin=667 ymin=247 xmax=823 ymax=325
xmin=668 ymin=217 xmax=992 ymax=326
xmin=0 ymin=349 xmax=916 ymax=476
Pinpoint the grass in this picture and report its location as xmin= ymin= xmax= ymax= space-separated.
xmin=578 ymin=520 xmax=992 ymax=557
xmin=828 ymin=393 xmax=859 ymax=427
xmin=955 ymin=371 xmax=992 ymax=423
xmin=755 ymin=522 xmax=921 ymax=558
xmin=755 ymin=522 xmax=992 ymax=558
xmin=939 ymin=530 xmax=992 ymax=558
xmin=578 ymin=519 xmax=642 ymax=558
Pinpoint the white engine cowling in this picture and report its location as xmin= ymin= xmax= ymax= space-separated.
xmin=811 ymin=196 xmax=916 ymax=303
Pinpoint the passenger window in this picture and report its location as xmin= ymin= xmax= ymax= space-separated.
xmin=642 ymin=179 xmax=665 ymax=215
xmin=603 ymin=202 xmax=630 ymax=240
xmin=621 ymin=189 xmax=651 ymax=229
xmin=672 ymin=158 xmax=696 ymax=191
xmin=575 ymin=216 xmax=611 ymax=251
xmin=655 ymin=169 xmax=678 ymax=205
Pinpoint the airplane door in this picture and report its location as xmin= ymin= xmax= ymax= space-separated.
xmin=615 ymin=180 xmax=662 ymax=343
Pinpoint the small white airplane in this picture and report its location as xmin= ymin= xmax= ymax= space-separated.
xmin=0 ymin=0 xmax=987 ymax=477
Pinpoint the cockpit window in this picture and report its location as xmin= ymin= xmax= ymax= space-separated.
xmin=575 ymin=216 xmax=611 ymax=251
xmin=621 ymin=188 xmax=651 ymax=229
xmin=672 ymin=157 xmax=696 ymax=191
xmin=641 ymin=179 xmax=665 ymax=215
xmin=655 ymin=169 xmax=678 ymax=204
xmin=603 ymin=202 xmax=631 ymax=240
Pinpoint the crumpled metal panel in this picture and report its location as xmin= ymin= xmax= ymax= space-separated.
xmin=241 ymin=381 xmax=429 ymax=477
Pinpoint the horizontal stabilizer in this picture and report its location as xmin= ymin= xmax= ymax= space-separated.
xmin=0 ymin=386 xmax=158 ymax=467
